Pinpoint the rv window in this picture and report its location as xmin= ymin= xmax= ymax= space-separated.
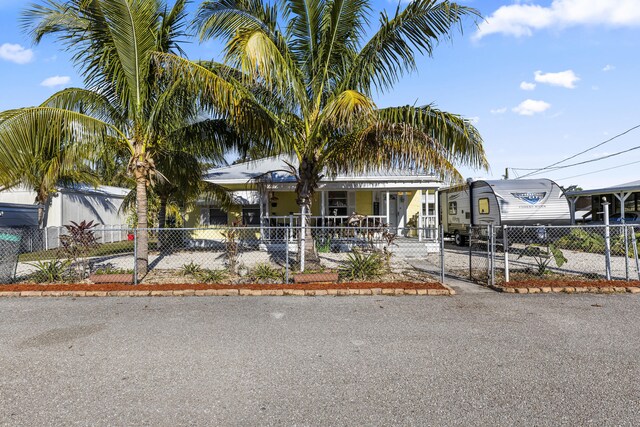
xmin=478 ymin=198 xmax=490 ymax=215
xmin=448 ymin=202 xmax=457 ymax=215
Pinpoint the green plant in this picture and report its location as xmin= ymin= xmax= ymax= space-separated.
xmin=518 ymin=243 xmax=568 ymax=275
xmin=28 ymin=259 xmax=71 ymax=283
xmin=181 ymin=261 xmax=202 ymax=277
xmin=339 ymin=251 xmax=386 ymax=281
xmin=251 ymin=263 xmax=284 ymax=282
xmin=59 ymin=220 xmax=101 ymax=279
xmin=94 ymin=266 xmax=133 ymax=275
xmin=221 ymin=228 xmax=239 ymax=274
xmin=316 ymin=237 xmax=332 ymax=253
xmin=196 ymin=269 xmax=227 ymax=284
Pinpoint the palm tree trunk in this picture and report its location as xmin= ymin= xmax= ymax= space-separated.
xmin=296 ymin=158 xmax=320 ymax=270
xmin=134 ymin=171 xmax=149 ymax=278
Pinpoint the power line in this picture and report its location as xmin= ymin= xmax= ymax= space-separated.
xmin=555 ymin=159 xmax=640 ymax=181
xmin=514 ymin=123 xmax=640 ymax=178
xmin=515 ymin=144 xmax=640 ymax=178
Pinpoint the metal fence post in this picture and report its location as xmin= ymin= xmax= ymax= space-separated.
xmin=468 ymin=226 xmax=473 ymax=280
xmin=285 ymin=225 xmax=290 ymax=283
xmin=490 ymin=225 xmax=496 ymax=287
xmin=486 ymin=225 xmax=491 ymax=286
xmin=624 ymin=224 xmax=629 ymax=281
xmin=603 ymin=198 xmax=611 ymax=280
xmin=133 ymin=228 xmax=138 ymax=285
xmin=300 ymin=220 xmax=306 ymax=273
xmin=439 ymin=225 xmax=445 ymax=284
xmin=503 ymin=225 xmax=509 ymax=283
xmin=631 ymin=226 xmax=640 ymax=280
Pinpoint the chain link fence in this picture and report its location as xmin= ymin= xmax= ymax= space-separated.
xmin=3 ymin=225 xmax=446 ymax=285
xmin=460 ymin=224 xmax=640 ymax=286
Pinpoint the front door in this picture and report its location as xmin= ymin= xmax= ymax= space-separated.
xmin=397 ymin=193 xmax=407 ymax=230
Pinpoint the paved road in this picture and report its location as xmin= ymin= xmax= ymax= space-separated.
xmin=1 ymin=292 xmax=639 ymax=426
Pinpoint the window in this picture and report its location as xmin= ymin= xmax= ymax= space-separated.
xmin=328 ymin=191 xmax=348 ymax=216
xmin=448 ymin=202 xmax=457 ymax=215
xmin=209 ymin=207 xmax=227 ymax=226
xmin=478 ymin=198 xmax=490 ymax=215
xmin=242 ymin=205 xmax=261 ymax=226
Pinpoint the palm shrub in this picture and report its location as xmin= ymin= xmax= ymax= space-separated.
xmin=339 ymin=250 xmax=386 ymax=281
xmin=190 ymin=0 xmax=488 ymax=265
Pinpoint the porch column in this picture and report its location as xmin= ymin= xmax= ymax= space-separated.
xmin=568 ymin=197 xmax=577 ymax=225
xmin=614 ymin=192 xmax=631 ymax=222
xmin=259 ymin=190 xmax=265 ymax=238
xmin=418 ymin=194 xmax=424 ymax=242
xmin=386 ymin=191 xmax=390 ymax=226
xmin=434 ymin=189 xmax=439 ymax=230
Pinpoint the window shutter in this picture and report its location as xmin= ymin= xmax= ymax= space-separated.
xmin=348 ymin=191 xmax=356 ymax=215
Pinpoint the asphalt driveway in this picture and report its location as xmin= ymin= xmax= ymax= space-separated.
xmin=1 ymin=292 xmax=639 ymax=426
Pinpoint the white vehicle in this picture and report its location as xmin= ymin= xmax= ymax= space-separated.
xmin=440 ymin=179 xmax=571 ymax=245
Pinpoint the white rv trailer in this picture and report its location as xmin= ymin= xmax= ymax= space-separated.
xmin=440 ymin=179 xmax=571 ymax=245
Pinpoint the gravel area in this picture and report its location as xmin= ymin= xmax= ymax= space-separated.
xmin=1 ymin=292 xmax=639 ymax=426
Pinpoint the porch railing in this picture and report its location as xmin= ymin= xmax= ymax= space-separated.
xmin=262 ymin=215 xmax=388 ymax=228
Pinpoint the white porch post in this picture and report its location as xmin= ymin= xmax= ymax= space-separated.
xmin=568 ymin=197 xmax=577 ymax=225
xmin=321 ymin=190 xmax=326 ymax=218
xmin=386 ymin=191 xmax=390 ymax=227
xmin=614 ymin=192 xmax=631 ymax=222
xmin=434 ymin=189 xmax=439 ymax=230
xmin=259 ymin=189 xmax=265 ymax=238
xmin=418 ymin=192 xmax=424 ymax=242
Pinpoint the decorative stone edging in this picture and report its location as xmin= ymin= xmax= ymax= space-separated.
xmin=0 ymin=285 xmax=456 ymax=298
xmin=490 ymin=285 xmax=640 ymax=294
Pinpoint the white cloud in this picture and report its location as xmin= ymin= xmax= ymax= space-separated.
xmin=602 ymin=64 xmax=615 ymax=71
xmin=40 ymin=75 xmax=71 ymax=87
xmin=490 ymin=107 xmax=507 ymax=114
xmin=520 ymin=81 xmax=536 ymax=90
xmin=0 ymin=43 xmax=34 ymax=64
xmin=475 ymin=0 xmax=640 ymax=39
xmin=534 ymin=70 xmax=580 ymax=88
xmin=513 ymin=99 xmax=551 ymax=116
xmin=468 ymin=116 xmax=480 ymax=124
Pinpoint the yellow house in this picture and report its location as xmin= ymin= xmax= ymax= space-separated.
xmin=187 ymin=156 xmax=441 ymax=239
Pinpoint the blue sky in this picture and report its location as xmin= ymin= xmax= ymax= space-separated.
xmin=1 ymin=0 xmax=639 ymax=189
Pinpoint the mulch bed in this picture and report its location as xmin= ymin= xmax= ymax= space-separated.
xmin=502 ymin=280 xmax=640 ymax=288
xmin=0 ymin=281 xmax=446 ymax=293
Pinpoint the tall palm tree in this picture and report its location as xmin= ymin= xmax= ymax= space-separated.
xmin=0 ymin=0 xmax=253 ymax=276
xmin=191 ymin=0 xmax=488 ymax=262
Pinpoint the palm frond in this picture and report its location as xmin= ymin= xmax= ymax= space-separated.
xmin=346 ymin=0 xmax=480 ymax=95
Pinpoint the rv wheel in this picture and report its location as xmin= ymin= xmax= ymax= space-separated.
xmin=454 ymin=232 xmax=466 ymax=246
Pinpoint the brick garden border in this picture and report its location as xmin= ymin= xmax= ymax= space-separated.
xmin=490 ymin=284 xmax=640 ymax=294
xmin=0 ymin=283 xmax=456 ymax=298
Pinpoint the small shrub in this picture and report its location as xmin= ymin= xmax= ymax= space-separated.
xmin=221 ymin=229 xmax=239 ymax=273
xmin=94 ymin=266 xmax=133 ymax=275
xmin=59 ymin=220 xmax=100 ymax=279
xmin=197 ymin=269 xmax=227 ymax=283
xmin=28 ymin=259 xmax=71 ymax=283
xmin=181 ymin=261 xmax=202 ymax=276
xmin=315 ymin=237 xmax=332 ymax=253
xmin=518 ymin=243 xmax=567 ymax=275
xmin=339 ymin=251 xmax=386 ymax=281
xmin=251 ymin=263 xmax=284 ymax=282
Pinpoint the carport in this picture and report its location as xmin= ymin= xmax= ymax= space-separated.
xmin=565 ymin=180 xmax=640 ymax=224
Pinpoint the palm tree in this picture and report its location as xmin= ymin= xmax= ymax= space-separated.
xmin=0 ymin=123 xmax=100 ymax=226
xmin=191 ymin=0 xmax=488 ymax=263
xmin=0 ymin=0 xmax=253 ymax=277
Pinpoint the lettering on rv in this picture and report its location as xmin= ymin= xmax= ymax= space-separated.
xmin=511 ymin=192 xmax=547 ymax=208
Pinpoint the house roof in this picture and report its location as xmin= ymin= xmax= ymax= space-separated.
xmin=204 ymin=156 xmax=440 ymax=186
xmin=565 ymin=180 xmax=640 ymax=198
xmin=59 ymin=184 xmax=130 ymax=197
